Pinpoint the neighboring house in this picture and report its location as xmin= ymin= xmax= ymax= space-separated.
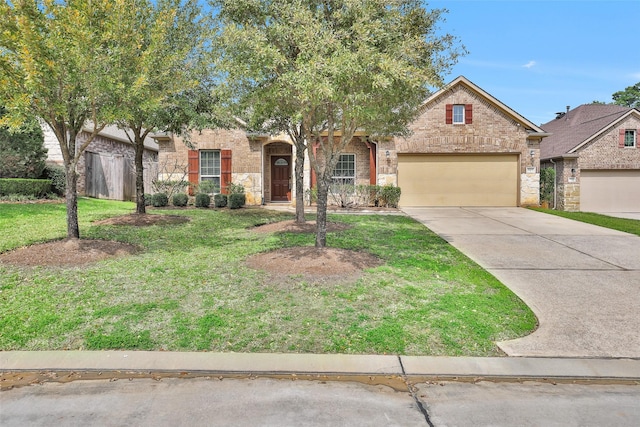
xmin=43 ymin=124 xmax=159 ymax=201
xmin=540 ymin=104 xmax=640 ymax=212
xmin=154 ymin=76 xmax=547 ymax=207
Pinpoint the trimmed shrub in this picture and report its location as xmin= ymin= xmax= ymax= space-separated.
xmin=172 ymin=193 xmax=189 ymax=207
xmin=228 ymin=193 xmax=246 ymax=209
xmin=378 ymin=184 xmax=401 ymax=208
xmin=195 ymin=193 xmax=211 ymax=208
xmin=0 ymin=178 xmax=51 ymax=197
xmin=42 ymin=165 xmax=66 ymax=196
xmin=214 ymin=193 xmax=227 ymax=208
xmin=151 ymin=193 xmax=169 ymax=207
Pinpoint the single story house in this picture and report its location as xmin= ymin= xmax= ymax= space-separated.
xmin=43 ymin=124 xmax=159 ymax=201
xmin=540 ymin=104 xmax=640 ymax=212
xmin=154 ymin=76 xmax=548 ymax=207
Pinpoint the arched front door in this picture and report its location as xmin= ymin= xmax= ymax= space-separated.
xmin=271 ymin=156 xmax=291 ymax=201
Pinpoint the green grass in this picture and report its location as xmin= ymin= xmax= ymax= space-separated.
xmin=0 ymin=199 xmax=536 ymax=356
xmin=530 ymin=208 xmax=640 ymax=237
xmin=0 ymin=198 xmax=135 ymax=252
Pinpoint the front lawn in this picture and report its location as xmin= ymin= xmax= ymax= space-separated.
xmin=530 ymin=208 xmax=640 ymax=237
xmin=0 ymin=199 xmax=536 ymax=356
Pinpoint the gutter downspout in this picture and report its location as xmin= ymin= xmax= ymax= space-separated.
xmin=549 ymin=158 xmax=557 ymax=209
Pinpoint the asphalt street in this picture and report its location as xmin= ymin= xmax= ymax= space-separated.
xmin=2 ymin=376 xmax=640 ymax=427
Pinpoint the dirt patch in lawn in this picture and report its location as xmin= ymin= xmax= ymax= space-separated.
xmin=0 ymin=239 xmax=139 ymax=267
xmin=246 ymin=246 xmax=382 ymax=279
xmin=251 ymin=220 xmax=351 ymax=234
xmin=248 ymin=220 xmax=378 ymax=282
xmin=94 ymin=213 xmax=190 ymax=226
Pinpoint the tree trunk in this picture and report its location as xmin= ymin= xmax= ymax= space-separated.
xmin=134 ymin=137 xmax=146 ymax=214
xmin=65 ymin=162 xmax=80 ymax=239
xmin=315 ymin=175 xmax=329 ymax=248
xmin=294 ymin=142 xmax=306 ymax=224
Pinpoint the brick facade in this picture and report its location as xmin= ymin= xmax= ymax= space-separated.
xmin=158 ymin=128 xmax=264 ymax=204
xmin=157 ymin=77 xmax=546 ymax=207
xmin=392 ymin=81 xmax=542 ymax=205
xmin=579 ymin=115 xmax=640 ymax=170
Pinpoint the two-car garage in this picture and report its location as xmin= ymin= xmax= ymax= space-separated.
xmin=397 ymin=154 xmax=520 ymax=207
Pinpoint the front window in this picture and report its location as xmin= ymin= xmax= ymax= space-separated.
xmin=453 ymin=104 xmax=465 ymax=124
xmin=624 ymin=130 xmax=637 ymax=147
xmin=332 ymin=154 xmax=355 ymax=185
xmin=200 ymin=150 xmax=220 ymax=192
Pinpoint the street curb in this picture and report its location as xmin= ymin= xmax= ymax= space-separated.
xmin=2 ymin=352 xmax=639 ymax=382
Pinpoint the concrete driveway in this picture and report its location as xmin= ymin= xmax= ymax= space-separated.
xmin=402 ymin=207 xmax=640 ymax=358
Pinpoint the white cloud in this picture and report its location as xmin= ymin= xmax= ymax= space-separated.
xmin=630 ymin=72 xmax=640 ymax=80
xmin=523 ymin=61 xmax=536 ymax=69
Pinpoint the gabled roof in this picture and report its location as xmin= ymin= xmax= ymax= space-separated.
xmin=84 ymin=124 xmax=159 ymax=152
xmin=423 ymin=75 xmax=548 ymax=135
xmin=540 ymin=104 xmax=637 ymax=159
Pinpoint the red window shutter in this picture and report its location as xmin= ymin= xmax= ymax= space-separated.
xmin=465 ymin=104 xmax=473 ymax=124
xmin=221 ymin=149 xmax=232 ymax=194
xmin=619 ymin=129 xmax=626 ymax=148
xmin=188 ymin=150 xmax=199 ymax=195
xmin=445 ymin=104 xmax=453 ymax=124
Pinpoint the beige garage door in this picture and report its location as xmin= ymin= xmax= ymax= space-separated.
xmin=397 ymin=154 xmax=519 ymax=207
xmin=580 ymin=170 xmax=640 ymax=212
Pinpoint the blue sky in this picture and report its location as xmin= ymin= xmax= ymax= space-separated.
xmin=428 ymin=0 xmax=640 ymax=125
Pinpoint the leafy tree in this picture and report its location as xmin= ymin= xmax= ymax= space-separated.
xmin=108 ymin=0 xmax=219 ymax=214
xmin=612 ymin=82 xmax=640 ymax=109
xmin=0 ymin=108 xmax=46 ymax=178
xmin=0 ymin=0 xmax=120 ymax=238
xmin=213 ymin=0 xmax=464 ymax=247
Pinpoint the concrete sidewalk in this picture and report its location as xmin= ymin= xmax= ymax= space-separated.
xmin=402 ymin=207 xmax=640 ymax=358
xmin=2 ymin=351 xmax=640 ymax=382
xmin=3 ymin=351 xmax=640 ymax=427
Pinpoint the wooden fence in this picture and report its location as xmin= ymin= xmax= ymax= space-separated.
xmin=85 ymin=151 xmax=157 ymax=201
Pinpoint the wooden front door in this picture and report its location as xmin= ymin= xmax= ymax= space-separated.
xmin=271 ymin=156 xmax=291 ymax=201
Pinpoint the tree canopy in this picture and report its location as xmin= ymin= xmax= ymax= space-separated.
xmin=0 ymin=0 xmax=123 ymax=237
xmin=107 ymin=0 xmax=218 ymax=214
xmin=213 ymin=0 xmax=465 ymax=246
xmin=612 ymin=82 xmax=640 ymax=109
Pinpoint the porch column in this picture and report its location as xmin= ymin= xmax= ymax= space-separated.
xmin=364 ymin=139 xmax=377 ymax=185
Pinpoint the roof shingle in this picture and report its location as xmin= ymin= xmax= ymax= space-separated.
xmin=540 ymin=104 xmax=631 ymax=159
